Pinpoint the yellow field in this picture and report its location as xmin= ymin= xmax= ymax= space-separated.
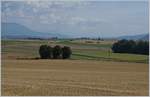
xmin=2 ymin=59 xmax=149 ymax=96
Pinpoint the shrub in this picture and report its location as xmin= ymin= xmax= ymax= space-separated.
xmin=39 ymin=45 xmax=52 ymax=59
xmin=127 ymin=40 xmax=136 ymax=53
xmin=47 ymin=46 xmax=53 ymax=58
xmin=111 ymin=39 xmax=149 ymax=55
xmin=39 ymin=45 xmax=72 ymax=59
xmin=135 ymin=41 xmax=149 ymax=55
xmin=62 ymin=46 xmax=72 ymax=59
xmin=53 ymin=45 xmax=62 ymax=59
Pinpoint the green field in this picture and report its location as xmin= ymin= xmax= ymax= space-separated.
xmin=2 ymin=39 xmax=148 ymax=63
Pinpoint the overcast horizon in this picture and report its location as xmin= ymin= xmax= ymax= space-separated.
xmin=2 ymin=1 xmax=149 ymax=38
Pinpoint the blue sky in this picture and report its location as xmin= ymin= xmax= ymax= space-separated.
xmin=2 ymin=0 xmax=149 ymax=38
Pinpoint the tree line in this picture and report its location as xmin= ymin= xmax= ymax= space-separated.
xmin=111 ymin=39 xmax=149 ymax=55
xmin=39 ymin=45 xmax=72 ymax=59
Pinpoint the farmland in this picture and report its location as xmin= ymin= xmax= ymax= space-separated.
xmin=1 ymin=39 xmax=149 ymax=96
xmin=2 ymin=40 xmax=148 ymax=63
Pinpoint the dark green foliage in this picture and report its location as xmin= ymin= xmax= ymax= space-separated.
xmin=127 ymin=40 xmax=136 ymax=53
xmin=53 ymin=45 xmax=62 ymax=59
xmin=135 ymin=41 xmax=149 ymax=55
xmin=39 ymin=45 xmax=72 ymax=59
xmin=39 ymin=45 xmax=52 ymax=59
xmin=62 ymin=46 xmax=72 ymax=59
xmin=112 ymin=39 xmax=149 ymax=55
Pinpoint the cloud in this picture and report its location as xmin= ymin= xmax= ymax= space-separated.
xmin=23 ymin=0 xmax=91 ymax=14
xmin=2 ymin=1 xmax=92 ymax=24
xmin=1 ymin=1 xmax=148 ymax=37
xmin=26 ymin=1 xmax=51 ymax=9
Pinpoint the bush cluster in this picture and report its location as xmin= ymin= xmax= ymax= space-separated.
xmin=111 ymin=39 xmax=149 ymax=55
xmin=39 ymin=45 xmax=72 ymax=59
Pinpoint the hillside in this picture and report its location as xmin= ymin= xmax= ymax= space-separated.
xmin=117 ymin=34 xmax=149 ymax=41
xmin=2 ymin=23 xmax=149 ymax=41
xmin=1 ymin=23 xmax=65 ymax=39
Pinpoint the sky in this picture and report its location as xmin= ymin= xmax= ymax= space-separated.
xmin=1 ymin=0 xmax=149 ymax=38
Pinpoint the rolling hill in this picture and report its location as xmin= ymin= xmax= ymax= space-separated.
xmin=1 ymin=22 xmax=149 ymax=41
xmin=117 ymin=34 xmax=149 ymax=41
xmin=1 ymin=23 xmax=66 ymax=39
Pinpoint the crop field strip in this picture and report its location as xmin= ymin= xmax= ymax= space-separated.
xmin=2 ymin=40 xmax=148 ymax=63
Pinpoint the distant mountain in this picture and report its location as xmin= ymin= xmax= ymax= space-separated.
xmin=117 ymin=33 xmax=149 ymax=41
xmin=2 ymin=22 xmax=149 ymax=40
xmin=1 ymin=23 xmax=68 ymax=39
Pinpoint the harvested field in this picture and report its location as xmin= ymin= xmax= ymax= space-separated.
xmin=2 ymin=59 xmax=149 ymax=96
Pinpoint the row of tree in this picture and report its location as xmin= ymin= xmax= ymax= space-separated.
xmin=39 ymin=45 xmax=72 ymax=59
xmin=111 ymin=39 xmax=149 ymax=55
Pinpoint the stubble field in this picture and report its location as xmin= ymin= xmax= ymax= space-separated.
xmin=1 ymin=40 xmax=149 ymax=96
